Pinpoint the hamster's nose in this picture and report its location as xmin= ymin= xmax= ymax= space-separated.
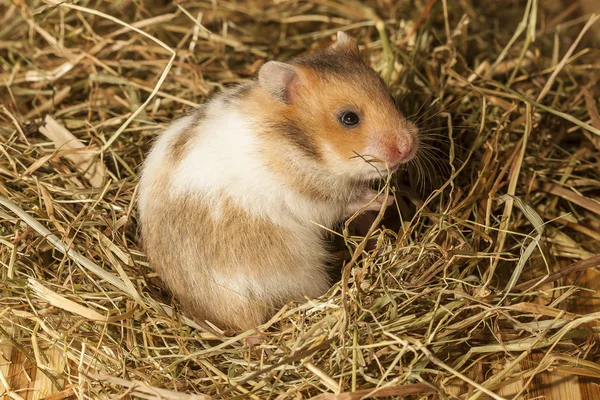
xmin=395 ymin=134 xmax=415 ymax=161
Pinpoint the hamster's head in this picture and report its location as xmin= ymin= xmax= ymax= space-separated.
xmin=258 ymin=31 xmax=419 ymax=181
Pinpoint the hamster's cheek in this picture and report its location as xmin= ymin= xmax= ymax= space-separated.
xmin=354 ymin=160 xmax=387 ymax=180
xmin=340 ymin=157 xmax=383 ymax=180
xmin=318 ymin=141 xmax=375 ymax=178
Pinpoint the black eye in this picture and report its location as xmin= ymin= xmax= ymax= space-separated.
xmin=339 ymin=111 xmax=360 ymax=127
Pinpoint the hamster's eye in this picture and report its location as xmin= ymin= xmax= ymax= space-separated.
xmin=339 ymin=111 xmax=360 ymax=128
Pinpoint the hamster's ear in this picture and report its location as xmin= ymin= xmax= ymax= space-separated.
xmin=332 ymin=31 xmax=359 ymax=54
xmin=258 ymin=61 xmax=301 ymax=104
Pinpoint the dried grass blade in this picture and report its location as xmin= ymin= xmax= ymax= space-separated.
xmin=536 ymin=13 xmax=600 ymax=102
xmin=38 ymin=115 xmax=107 ymax=188
xmin=0 ymin=195 xmax=140 ymax=300
xmin=88 ymin=374 xmax=211 ymax=399
xmin=27 ymin=278 xmax=108 ymax=321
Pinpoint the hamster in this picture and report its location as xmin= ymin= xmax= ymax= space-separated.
xmin=137 ymin=32 xmax=419 ymax=330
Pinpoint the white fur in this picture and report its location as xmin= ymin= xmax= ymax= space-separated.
xmin=320 ymin=142 xmax=387 ymax=180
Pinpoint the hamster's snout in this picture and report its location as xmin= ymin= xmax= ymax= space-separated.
xmin=383 ymin=132 xmax=418 ymax=169
xmin=395 ymin=134 xmax=415 ymax=161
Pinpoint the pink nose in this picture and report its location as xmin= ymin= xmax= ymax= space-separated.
xmin=394 ymin=134 xmax=414 ymax=161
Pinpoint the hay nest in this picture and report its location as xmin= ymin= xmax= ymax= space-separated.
xmin=1 ymin=0 xmax=600 ymax=399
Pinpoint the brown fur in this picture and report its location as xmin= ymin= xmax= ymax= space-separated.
xmin=167 ymin=126 xmax=195 ymax=161
xmin=141 ymin=170 xmax=331 ymax=329
xmin=167 ymin=107 xmax=206 ymax=161
xmin=268 ymin=118 xmax=321 ymax=160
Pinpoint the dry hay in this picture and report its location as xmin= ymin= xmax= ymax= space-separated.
xmin=1 ymin=0 xmax=600 ymax=399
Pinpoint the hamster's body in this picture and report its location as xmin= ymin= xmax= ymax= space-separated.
xmin=138 ymin=32 xmax=419 ymax=330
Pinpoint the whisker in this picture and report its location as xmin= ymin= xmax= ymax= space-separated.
xmin=415 ymin=89 xmax=478 ymax=126
xmin=419 ymin=147 xmax=448 ymax=159
xmin=406 ymin=94 xmax=434 ymax=122
xmin=420 ymin=142 xmax=469 ymax=153
xmin=418 ymin=126 xmax=480 ymax=134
